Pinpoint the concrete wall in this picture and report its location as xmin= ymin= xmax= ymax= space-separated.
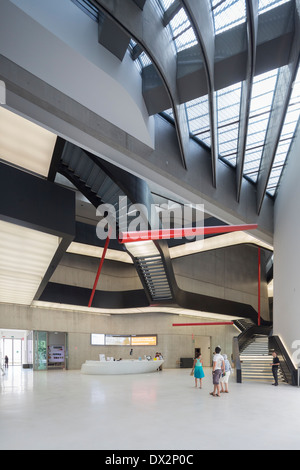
xmin=0 ymin=303 xmax=237 ymax=369
xmin=50 ymin=253 xmax=143 ymax=292
xmin=274 ymin=128 xmax=300 ymax=362
xmin=173 ymin=244 xmax=270 ymax=321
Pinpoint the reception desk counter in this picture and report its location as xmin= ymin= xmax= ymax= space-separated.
xmin=81 ymin=359 xmax=164 ymax=375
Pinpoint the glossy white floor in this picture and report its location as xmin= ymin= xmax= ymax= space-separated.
xmin=0 ymin=366 xmax=299 ymax=451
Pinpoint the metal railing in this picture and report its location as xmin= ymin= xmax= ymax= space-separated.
xmin=269 ymin=335 xmax=298 ymax=386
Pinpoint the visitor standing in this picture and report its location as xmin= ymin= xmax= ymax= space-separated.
xmin=193 ymin=353 xmax=205 ymax=388
xmin=210 ymin=347 xmax=225 ymax=397
xmin=271 ymin=352 xmax=280 ymax=386
xmin=220 ymin=354 xmax=232 ymax=393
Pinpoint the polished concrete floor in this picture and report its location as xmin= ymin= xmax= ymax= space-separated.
xmin=0 ymin=366 xmax=299 ymax=450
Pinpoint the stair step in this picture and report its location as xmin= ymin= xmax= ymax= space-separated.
xmin=240 ymin=334 xmax=286 ymax=384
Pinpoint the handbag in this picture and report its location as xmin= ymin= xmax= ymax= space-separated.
xmin=190 ymin=368 xmax=194 ymax=376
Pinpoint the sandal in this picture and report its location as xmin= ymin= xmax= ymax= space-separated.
xmin=209 ymin=392 xmax=216 ymax=397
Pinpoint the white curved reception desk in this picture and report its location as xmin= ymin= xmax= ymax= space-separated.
xmin=81 ymin=359 xmax=164 ymax=375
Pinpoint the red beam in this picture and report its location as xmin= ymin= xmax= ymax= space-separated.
xmin=119 ymin=224 xmax=258 ymax=243
xmin=88 ymin=228 xmax=112 ymax=308
xmin=172 ymin=322 xmax=234 ymax=327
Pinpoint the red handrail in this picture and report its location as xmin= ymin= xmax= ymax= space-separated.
xmin=119 ymin=224 xmax=258 ymax=243
xmin=88 ymin=228 xmax=112 ymax=308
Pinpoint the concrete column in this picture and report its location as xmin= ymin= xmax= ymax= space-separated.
xmin=273 ymin=125 xmax=300 ymax=361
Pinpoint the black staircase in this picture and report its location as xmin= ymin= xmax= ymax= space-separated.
xmin=56 ymin=139 xmax=174 ymax=305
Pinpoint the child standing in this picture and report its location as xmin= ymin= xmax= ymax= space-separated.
xmin=193 ymin=353 xmax=205 ymax=389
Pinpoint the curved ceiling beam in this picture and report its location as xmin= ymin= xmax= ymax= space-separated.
xmin=256 ymin=0 xmax=300 ymax=215
xmin=236 ymin=0 xmax=259 ymax=202
xmin=91 ymin=0 xmax=190 ymax=170
xmin=142 ymin=4 xmax=295 ymax=111
xmin=181 ymin=0 xmax=218 ymax=188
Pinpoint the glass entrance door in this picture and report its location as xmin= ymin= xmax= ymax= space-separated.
xmin=2 ymin=338 xmax=23 ymax=366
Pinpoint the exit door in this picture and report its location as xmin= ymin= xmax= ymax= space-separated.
xmin=194 ymin=336 xmax=211 ymax=367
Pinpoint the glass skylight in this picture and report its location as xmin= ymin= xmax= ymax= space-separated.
xmin=211 ymin=0 xmax=246 ymax=35
xmin=186 ymin=96 xmax=211 ymax=148
xmin=258 ymin=0 xmax=292 ymax=14
xmin=129 ymin=39 xmax=152 ymax=73
xmin=168 ymin=8 xmax=198 ymax=52
xmin=243 ymin=69 xmax=279 ymax=182
xmin=130 ymin=0 xmax=298 ymax=199
xmin=159 ymin=0 xmax=177 ymax=10
xmin=216 ymin=82 xmax=242 ymax=166
xmin=266 ymin=67 xmax=300 ymax=195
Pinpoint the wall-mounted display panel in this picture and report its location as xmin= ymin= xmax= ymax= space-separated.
xmin=131 ymin=335 xmax=157 ymax=346
xmin=91 ymin=334 xmax=158 ymax=346
xmin=105 ymin=335 xmax=131 ymax=346
xmin=91 ymin=334 xmax=105 ymax=346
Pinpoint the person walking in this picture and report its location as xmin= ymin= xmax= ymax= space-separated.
xmin=210 ymin=347 xmax=225 ymax=397
xmin=4 ymin=355 xmax=8 ymax=369
xmin=193 ymin=353 xmax=205 ymax=388
xmin=271 ymin=351 xmax=280 ymax=386
xmin=0 ymin=351 xmax=4 ymax=375
xmin=220 ymin=354 xmax=232 ymax=393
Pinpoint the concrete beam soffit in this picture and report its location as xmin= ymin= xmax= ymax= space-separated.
xmin=98 ymin=13 xmax=131 ymax=61
xmin=236 ymin=0 xmax=259 ymax=203
xmin=91 ymin=0 xmax=190 ymax=169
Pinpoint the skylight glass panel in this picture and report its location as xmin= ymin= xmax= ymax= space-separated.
xmin=138 ymin=52 xmax=152 ymax=68
xmin=186 ymin=96 xmax=211 ymax=147
xmin=243 ymin=69 xmax=279 ymax=182
xmin=169 ymin=8 xmax=198 ymax=52
xmin=159 ymin=0 xmax=176 ymax=10
xmin=258 ymin=0 xmax=292 ymax=14
xmin=266 ymin=67 xmax=300 ymax=195
xmin=163 ymin=108 xmax=174 ymax=120
xmin=129 ymin=39 xmax=152 ymax=73
xmin=216 ymin=82 xmax=242 ymax=166
xmin=211 ymin=0 xmax=246 ymax=35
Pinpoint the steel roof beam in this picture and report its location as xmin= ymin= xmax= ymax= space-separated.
xmin=236 ymin=0 xmax=259 ymax=202
xmin=91 ymin=0 xmax=190 ymax=170
xmin=182 ymin=0 xmax=218 ymax=187
xmin=256 ymin=0 xmax=300 ymax=215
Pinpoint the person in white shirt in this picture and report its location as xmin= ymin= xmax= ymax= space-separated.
xmin=220 ymin=354 xmax=232 ymax=393
xmin=210 ymin=347 xmax=225 ymax=397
